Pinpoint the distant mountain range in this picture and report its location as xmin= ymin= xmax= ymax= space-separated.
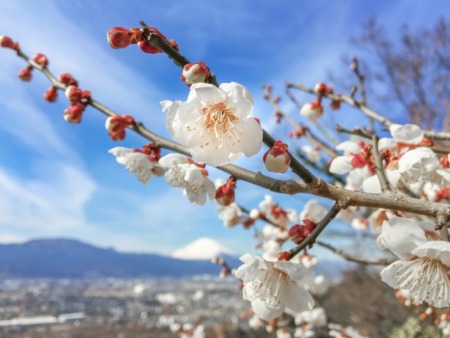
xmin=0 ymin=239 xmax=350 ymax=279
xmin=0 ymin=239 xmax=240 ymax=278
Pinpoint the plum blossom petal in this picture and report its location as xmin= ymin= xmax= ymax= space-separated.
xmin=379 ymin=217 xmax=427 ymax=260
xmin=336 ymin=141 xmax=362 ymax=155
xmin=398 ymin=147 xmax=439 ymax=176
xmin=329 ymin=156 xmax=353 ymax=175
xmin=164 ymin=82 xmax=263 ymax=166
xmin=389 ymin=124 xmax=424 ymax=144
xmin=109 ymin=147 xmax=165 ymax=184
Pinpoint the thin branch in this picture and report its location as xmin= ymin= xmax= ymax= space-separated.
xmin=288 ymin=202 xmax=341 ymax=259
xmin=266 ymin=87 xmax=339 ymax=158
xmin=315 ymin=241 xmax=394 ymax=266
xmin=371 ymin=134 xmax=391 ymax=192
xmin=287 ymin=82 xmax=450 ymax=141
xmin=10 ymin=41 xmax=450 ymax=221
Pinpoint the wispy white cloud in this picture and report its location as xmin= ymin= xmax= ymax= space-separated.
xmin=0 ymin=162 xmax=96 ymax=231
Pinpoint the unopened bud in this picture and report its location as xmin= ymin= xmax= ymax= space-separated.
xmin=107 ymin=27 xmax=133 ymax=49
xmin=105 ymin=115 xmax=135 ymax=141
xmin=138 ymin=40 xmax=162 ymax=54
xmin=65 ymin=85 xmax=83 ymax=103
xmin=44 ymin=86 xmax=58 ymax=102
xmin=0 ymin=35 xmax=19 ymax=51
xmin=59 ymin=73 xmax=78 ymax=87
xmin=330 ymin=99 xmax=341 ymax=110
xmin=138 ymin=27 xmax=169 ymax=54
xmin=263 ymin=140 xmax=291 ymax=173
xmin=64 ymin=104 xmax=85 ymax=124
xmin=181 ymin=62 xmax=210 ymax=87
xmin=277 ymin=251 xmax=291 ymax=261
xmin=288 ymin=224 xmax=307 ymax=244
xmin=215 ymin=176 xmax=236 ymax=206
xmin=33 ymin=53 xmax=48 ymax=67
xmin=300 ymin=101 xmax=324 ymax=123
xmin=18 ymin=66 xmax=33 ymax=81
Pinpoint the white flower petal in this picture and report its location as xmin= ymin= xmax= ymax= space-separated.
xmin=282 ymin=280 xmax=315 ymax=313
xmin=329 ymin=156 xmax=352 ymax=174
xmin=251 ymin=298 xmax=284 ymax=321
xmin=412 ymin=240 xmax=450 ymax=267
xmin=389 ymin=124 xmax=423 ymax=144
xmin=381 ymin=217 xmax=427 ymax=260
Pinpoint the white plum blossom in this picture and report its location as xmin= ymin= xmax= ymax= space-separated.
xmin=159 ymin=154 xmax=215 ymax=205
xmin=217 ymin=202 xmax=244 ymax=227
xmin=109 ymin=147 xmax=165 ymax=184
xmin=234 ymin=254 xmax=314 ymax=321
xmin=259 ymin=195 xmax=297 ymax=228
xmin=162 ymin=82 xmax=263 ymax=167
xmin=295 ymin=307 xmax=327 ymax=328
xmin=255 ymin=224 xmax=289 ymax=261
xmin=301 ymin=145 xmax=321 ymax=163
xmin=299 ymin=199 xmax=327 ymax=223
xmin=379 ymin=217 xmax=450 ymax=307
xmin=276 ymin=328 xmax=292 ymax=338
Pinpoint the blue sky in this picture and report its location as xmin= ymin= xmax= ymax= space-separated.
xmin=0 ymin=1 xmax=448 ymax=255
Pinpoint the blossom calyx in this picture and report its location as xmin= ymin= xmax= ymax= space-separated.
xmin=181 ymin=62 xmax=210 ymax=87
xmin=0 ymin=35 xmax=19 ymax=51
xmin=215 ymin=176 xmax=236 ymax=206
xmin=263 ymin=141 xmax=291 ymax=173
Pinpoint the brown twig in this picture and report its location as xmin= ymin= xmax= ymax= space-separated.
xmin=9 ymin=40 xmax=450 ymax=221
xmin=287 ymin=82 xmax=450 ymax=141
xmin=371 ymin=134 xmax=391 ymax=192
xmin=315 ymin=241 xmax=394 ymax=266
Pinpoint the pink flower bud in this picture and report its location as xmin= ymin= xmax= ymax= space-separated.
xmin=263 ymin=140 xmax=291 ymax=173
xmin=107 ymin=27 xmax=133 ymax=49
xmin=215 ymin=176 xmax=236 ymax=206
xmin=33 ymin=53 xmax=48 ymax=67
xmin=181 ymin=62 xmax=210 ymax=87
xmin=138 ymin=40 xmax=163 ymax=54
xmin=300 ymin=101 xmax=324 ymax=123
xmin=59 ymin=73 xmax=78 ymax=87
xmin=288 ymin=224 xmax=307 ymax=244
xmin=109 ymin=129 xmax=126 ymax=141
xmin=63 ymin=104 xmax=85 ymax=124
xmin=105 ymin=115 xmax=135 ymax=141
xmin=44 ymin=86 xmax=58 ymax=102
xmin=18 ymin=66 xmax=33 ymax=81
xmin=0 ymin=35 xmax=19 ymax=51
xmin=65 ymin=85 xmax=83 ymax=103
xmin=330 ymin=99 xmax=341 ymax=110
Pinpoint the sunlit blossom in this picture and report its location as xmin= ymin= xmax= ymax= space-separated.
xmin=234 ymin=254 xmax=314 ymax=321
xmin=162 ymin=82 xmax=263 ymax=166
xmin=379 ymin=217 xmax=450 ymax=307
xmin=159 ymin=154 xmax=215 ymax=205
xmin=109 ymin=147 xmax=165 ymax=184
